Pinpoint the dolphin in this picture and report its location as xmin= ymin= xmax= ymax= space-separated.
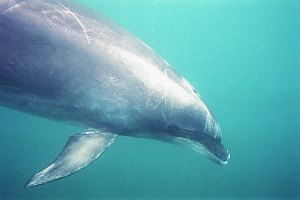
xmin=0 ymin=0 xmax=230 ymax=188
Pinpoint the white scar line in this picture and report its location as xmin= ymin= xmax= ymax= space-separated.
xmin=56 ymin=1 xmax=91 ymax=45
xmin=111 ymin=46 xmax=198 ymax=106
xmin=3 ymin=2 xmax=26 ymax=14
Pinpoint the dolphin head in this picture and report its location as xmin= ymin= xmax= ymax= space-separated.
xmin=159 ymin=80 xmax=230 ymax=165
xmin=164 ymin=106 xmax=230 ymax=165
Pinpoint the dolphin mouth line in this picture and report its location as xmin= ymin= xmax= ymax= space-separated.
xmin=193 ymin=141 xmax=230 ymax=165
xmin=206 ymin=147 xmax=230 ymax=165
xmin=173 ymin=137 xmax=230 ymax=165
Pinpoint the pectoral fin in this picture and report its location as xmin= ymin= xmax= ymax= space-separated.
xmin=25 ymin=130 xmax=117 ymax=188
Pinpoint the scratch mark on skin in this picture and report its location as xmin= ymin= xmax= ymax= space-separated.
xmin=16 ymin=56 xmax=26 ymax=71
xmin=161 ymin=109 xmax=166 ymax=124
xmin=3 ymin=2 xmax=26 ymax=14
xmin=170 ymin=97 xmax=174 ymax=116
xmin=153 ymin=96 xmax=163 ymax=110
xmin=0 ymin=85 xmax=23 ymax=91
xmin=163 ymin=69 xmax=168 ymax=110
xmin=203 ymin=109 xmax=221 ymax=139
xmin=145 ymin=90 xmax=151 ymax=109
xmin=3 ymin=65 xmax=19 ymax=83
xmin=56 ymin=1 xmax=91 ymax=45
xmin=204 ymin=111 xmax=212 ymax=134
xmin=151 ymin=69 xmax=169 ymax=110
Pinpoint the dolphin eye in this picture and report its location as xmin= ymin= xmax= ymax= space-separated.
xmin=192 ymin=89 xmax=197 ymax=94
xmin=167 ymin=125 xmax=179 ymax=132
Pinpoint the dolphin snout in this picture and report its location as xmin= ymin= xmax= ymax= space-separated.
xmin=203 ymin=138 xmax=230 ymax=165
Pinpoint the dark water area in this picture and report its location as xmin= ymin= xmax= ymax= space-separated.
xmin=1 ymin=0 xmax=299 ymax=199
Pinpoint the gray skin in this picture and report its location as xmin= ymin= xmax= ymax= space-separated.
xmin=0 ymin=0 xmax=229 ymax=169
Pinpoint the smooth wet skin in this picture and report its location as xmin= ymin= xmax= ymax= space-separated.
xmin=0 ymin=0 xmax=230 ymax=187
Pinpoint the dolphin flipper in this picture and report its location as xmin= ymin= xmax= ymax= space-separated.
xmin=25 ymin=130 xmax=117 ymax=188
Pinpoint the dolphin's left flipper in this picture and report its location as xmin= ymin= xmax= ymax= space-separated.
xmin=25 ymin=130 xmax=117 ymax=188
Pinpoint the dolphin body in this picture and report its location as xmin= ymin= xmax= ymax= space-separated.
xmin=0 ymin=0 xmax=230 ymax=188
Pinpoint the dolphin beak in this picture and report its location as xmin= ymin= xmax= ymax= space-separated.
xmin=201 ymin=139 xmax=230 ymax=165
xmin=207 ymin=147 xmax=230 ymax=165
xmin=173 ymin=136 xmax=230 ymax=164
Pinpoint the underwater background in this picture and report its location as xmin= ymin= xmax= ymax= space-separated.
xmin=0 ymin=0 xmax=299 ymax=199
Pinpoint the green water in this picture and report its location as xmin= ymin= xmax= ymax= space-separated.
xmin=1 ymin=0 xmax=299 ymax=199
